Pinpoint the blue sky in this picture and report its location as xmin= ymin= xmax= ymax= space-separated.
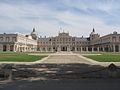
xmin=0 ymin=0 xmax=120 ymax=37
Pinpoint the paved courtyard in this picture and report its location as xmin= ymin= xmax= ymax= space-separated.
xmin=40 ymin=54 xmax=93 ymax=64
xmin=33 ymin=52 xmax=120 ymax=67
xmin=37 ymin=52 xmax=99 ymax=65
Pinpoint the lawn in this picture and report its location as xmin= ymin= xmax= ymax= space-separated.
xmin=0 ymin=52 xmax=48 ymax=62
xmin=84 ymin=53 xmax=120 ymax=62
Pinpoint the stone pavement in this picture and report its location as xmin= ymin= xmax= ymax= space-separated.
xmin=39 ymin=55 xmax=93 ymax=64
xmin=35 ymin=52 xmax=120 ymax=67
xmin=35 ymin=51 xmax=100 ymax=65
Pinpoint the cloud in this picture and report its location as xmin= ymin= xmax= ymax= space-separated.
xmin=0 ymin=0 xmax=120 ymax=37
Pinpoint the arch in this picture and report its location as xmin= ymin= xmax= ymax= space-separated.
xmin=3 ymin=45 xmax=7 ymax=51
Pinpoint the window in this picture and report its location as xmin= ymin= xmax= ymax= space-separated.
xmin=6 ymin=37 xmax=10 ymax=42
xmin=72 ymin=38 xmax=75 ymax=41
xmin=66 ymin=38 xmax=68 ymax=41
xmin=12 ymin=37 xmax=16 ymax=42
xmin=112 ymin=37 xmax=116 ymax=42
xmin=0 ymin=37 xmax=3 ymax=41
xmin=60 ymin=38 xmax=62 ymax=41
xmin=69 ymin=38 xmax=71 ymax=41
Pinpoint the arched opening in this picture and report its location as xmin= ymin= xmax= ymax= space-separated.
xmin=115 ymin=45 xmax=119 ymax=52
xmin=61 ymin=46 xmax=67 ymax=51
xmin=3 ymin=45 xmax=7 ymax=51
xmin=10 ymin=45 xmax=14 ymax=51
xmin=71 ymin=47 xmax=75 ymax=51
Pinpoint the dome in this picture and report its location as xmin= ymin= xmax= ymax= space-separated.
xmin=31 ymin=28 xmax=37 ymax=35
xmin=91 ymin=28 xmax=95 ymax=34
xmin=31 ymin=28 xmax=37 ymax=40
xmin=113 ymin=31 xmax=117 ymax=34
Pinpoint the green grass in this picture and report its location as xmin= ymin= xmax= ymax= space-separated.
xmin=25 ymin=52 xmax=54 ymax=54
xmin=84 ymin=53 xmax=120 ymax=62
xmin=0 ymin=52 xmax=48 ymax=62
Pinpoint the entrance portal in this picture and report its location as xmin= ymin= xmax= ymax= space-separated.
xmin=61 ymin=46 xmax=67 ymax=51
xmin=3 ymin=45 xmax=7 ymax=51
xmin=10 ymin=45 xmax=14 ymax=51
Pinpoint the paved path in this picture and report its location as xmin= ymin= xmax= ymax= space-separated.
xmin=37 ymin=52 xmax=99 ymax=65
xmin=36 ymin=52 xmax=120 ymax=67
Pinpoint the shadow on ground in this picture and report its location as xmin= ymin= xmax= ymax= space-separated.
xmin=0 ymin=63 xmax=120 ymax=90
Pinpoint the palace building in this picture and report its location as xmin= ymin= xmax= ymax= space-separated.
xmin=0 ymin=28 xmax=120 ymax=52
xmin=0 ymin=29 xmax=37 ymax=52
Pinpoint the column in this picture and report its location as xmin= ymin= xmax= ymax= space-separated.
xmin=86 ymin=47 xmax=88 ymax=52
xmin=39 ymin=47 xmax=42 ymax=52
xmin=33 ymin=46 xmax=36 ymax=52
xmin=22 ymin=46 xmax=24 ymax=52
xmin=92 ymin=46 xmax=94 ymax=52
xmin=81 ymin=47 xmax=83 ymax=52
xmin=24 ymin=45 xmax=26 ymax=52
xmin=30 ymin=46 xmax=31 ymax=52
xmin=26 ymin=46 xmax=28 ymax=52
xmin=67 ymin=46 xmax=70 ymax=52
xmin=13 ymin=45 xmax=16 ymax=52
xmin=6 ymin=44 xmax=10 ymax=51
xmin=25 ymin=47 xmax=27 ymax=52
xmin=23 ymin=47 xmax=25 ymax=52
xmin=107 ymin=45 xmax=110 ymax=52
xmin=113 ymin=44 xmax=115 ymax=52
xmin=97 ymin=47 xmax=99 ymax=52
xmin=32 ymin=45 xmax=34 ymax=52
xmin=51 ymin=47 xmax=54 ymax=52
xmin=102 ymin=47 xmax=105 ymax=52
xmin=20 ymin=47 xmax=21 ymax=52
xmin=119 ymin=45 xmax=120 ymax=52
xmin=68 ymin=46 xmax=71 ymax=52
xmin=57 ymin=46 xmax=60 ymax=52
xmin=0 ymin=44 xmax=3 ymax=51
xmin=16 ymin=45 xmax=18 ymax=52
xmin=45 ymin=47 xmax=48 ymax=52
xmin=75 ymin=47 xmax=77 ymax=52
xmin=18 ymin=45 xmax=19 ymax=52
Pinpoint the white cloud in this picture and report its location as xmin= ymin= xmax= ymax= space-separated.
xmin=0 ymin=0 xmax=120 ymax=37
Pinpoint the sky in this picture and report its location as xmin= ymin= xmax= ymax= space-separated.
xmin=0 ymin=0 xmax=120 ymax=37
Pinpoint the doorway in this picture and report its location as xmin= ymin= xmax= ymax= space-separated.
xmin=3 ymin=45 xmax=7 ymax=51
xmin=61 ymin=46 xmax=67 ymax=51
xmin=10 ymin=45 xmax=14 ymax=51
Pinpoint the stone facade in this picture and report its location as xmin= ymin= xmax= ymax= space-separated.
xmin=38 ymin=28 xmax=120 ymax=52
xmin=0 ymin=30 xmax=37 ymax=52
xmin=38 ymin=32 xmax=89 ymax=52
xmin=89 ymin=30 xmax=120 ymax=52
xmin=0 ymin=28 xmax=120 ymax=52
